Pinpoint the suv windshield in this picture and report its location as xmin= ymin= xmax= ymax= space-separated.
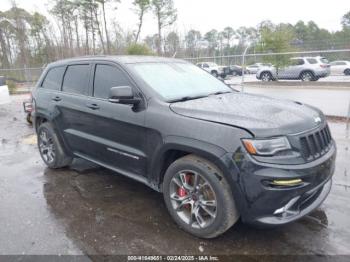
xmin=132 ymin=62 xmax=231 ymax=102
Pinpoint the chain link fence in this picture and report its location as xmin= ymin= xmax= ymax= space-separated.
xmin=0 ymin=66 xmax=44 ymax=93
xmin=182 ymin=48 xmax=350 ymax=84
xmin=0 ymin=49 xmax=349 ymax=122
xmin=182 ymin=48 xmax=350 ymax=123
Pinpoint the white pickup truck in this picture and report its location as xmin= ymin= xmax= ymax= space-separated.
xmin=0 ymin=76 xmax=11 ymax=105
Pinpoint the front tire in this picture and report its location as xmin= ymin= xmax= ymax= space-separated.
xmin=163 ymin=155 xmax=239 ymax=238
xmin=211 ymin=71 xmax=218 ymax=78
xmin=344 ymin=69 xmax=350 ymax=76
xmin=26 ymin=113 xmax=32 ymax=124
xmin=37 ymin=122 xmax=73 ymax=169
xmin=260 ymin=72 xmax=272 ymax=81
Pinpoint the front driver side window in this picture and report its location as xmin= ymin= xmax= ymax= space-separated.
xmin=93 ymin=64 xmax=132 ymax=99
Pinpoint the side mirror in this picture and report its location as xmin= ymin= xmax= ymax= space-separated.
xmin=108 ymin=86 xmax=141 ymax=105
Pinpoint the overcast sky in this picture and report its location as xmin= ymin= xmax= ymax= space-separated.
xmin=2 ymin=0 xmax=348 ymax=38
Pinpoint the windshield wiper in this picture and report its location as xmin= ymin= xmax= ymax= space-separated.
xmin=208 ymin=91 xmax=232 ymax=96
xmin=169 ymin=95 xmax=208 ymax=103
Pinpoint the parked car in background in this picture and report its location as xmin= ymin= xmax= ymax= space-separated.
xmin=196 ymin=62 xmax=225 ymax=78
xmin=256 ymin=56 xmax=330 ymax=81
xmin=330 ymin=61 xmax=350 ymax=76
xmin=246 ymin=63 xmax=272 ymax=74
xmin=223 ymin=65 xmax=243 ymax=76
xmin=0 ymin=76 xmax=11 ymax=105
xmin=32 ymin=56 xmax=335 ymax=238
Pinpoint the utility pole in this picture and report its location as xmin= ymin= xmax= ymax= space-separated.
xmin=241 ymin=44 xmax=250 ymax=92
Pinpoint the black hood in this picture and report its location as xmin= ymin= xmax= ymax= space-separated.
xmin=170 ymin=92 xmax=324 ymax=137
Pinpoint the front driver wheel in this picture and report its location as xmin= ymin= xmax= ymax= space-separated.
xmin=261 ymin=72 xmax=272 ymax=81
xmin=37 ymin=122 xmax=73 ymax=168
xmin=211 ymin=71 xmax=218 ymax=78
xmin=163 ymin=155 xmax=239 ymax=238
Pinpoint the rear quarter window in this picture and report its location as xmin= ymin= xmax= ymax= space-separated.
xmin=62 ymin=64 xmax=90 ymax=95
xmin=307 ymin=58 xmax=317 ymax=64
xmin=41 ymin=66 xmax=65 ymax=90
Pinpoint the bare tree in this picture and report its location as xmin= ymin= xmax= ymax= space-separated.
xmin=151 ymin=0 xmax=177 ymax=54
xmin=133 ymin=0 xmax=150 ymax=43
xmin=96 ymin=0 xmax=120 ymax=54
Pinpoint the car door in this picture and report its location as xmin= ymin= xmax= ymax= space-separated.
xmin=54 ymin=62 xmax=96 ymax=157
xmin=330 ymin=62 xmax=338 ymax=75
xmin=335 ymin=62 xmax=346 ymax=75
xmin=281 ymin=58 xmax=304 ymax=79
xmin=83 ymin=62 xmax=147 ymax=177
xmin=34 ymin=66 xmax=66 ymax=126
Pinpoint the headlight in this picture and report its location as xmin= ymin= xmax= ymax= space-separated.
xmin=242 ymin=137 xmax=291 ymax=156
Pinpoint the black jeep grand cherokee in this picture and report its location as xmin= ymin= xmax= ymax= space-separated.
xmin=32 ymin=56 xmax=336 ymax=238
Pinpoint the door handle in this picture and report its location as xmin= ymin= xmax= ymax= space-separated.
xmin=52 ymin=96 xmax=61 ymax=102
xmin=86 ymin=103 xmax=100 ymax=110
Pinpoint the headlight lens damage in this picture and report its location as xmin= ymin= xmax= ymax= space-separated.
xmin=242 ymin=137 xmax=291 ymax=156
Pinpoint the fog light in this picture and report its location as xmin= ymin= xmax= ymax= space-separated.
xmin=271 ymin=179 xmax=303 ymax=186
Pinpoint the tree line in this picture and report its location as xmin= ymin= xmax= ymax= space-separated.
xmin=0 ymin=0 xmax=349 ymax=69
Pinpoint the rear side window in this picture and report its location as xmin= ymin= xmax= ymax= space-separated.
xmin=290 ymin=59 xmax=304 ymax=66
xmin=41 ymin=66 xmax=65 ymax=90
xmin=93 ymin=64 xmax=132 ymax=99
xmin=62 ymin=64 xmax=90 ymax=95
xmin=307 ymin=58 xmax=317 ymax=64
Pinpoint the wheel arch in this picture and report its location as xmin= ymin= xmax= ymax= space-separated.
xmin=34 ymin=113 xmax=49 ymax=133
xmin=34 ymin=113 xmax=73 ymax=158
xmin=299 ymin=69 xmax=315 ymax=79
xmin=149 ymin=136 xmax=237 ymax=191
xmin=259 ymin=70 xmax=273 ymax=80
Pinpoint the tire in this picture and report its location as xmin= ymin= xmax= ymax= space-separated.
xmin=344 ymin=69 xmax=350 ymax=76
xmin=232 ymin=71 xmax=237 ymax=76
xmin=37 ymin=122 xmax=73 ymax=169
xmin=311 ymin=76 xmax=320 ymax=81
xmin=300 ymin=71 xmax=314 ymax=81
xmin=211 ymin=71 xmax=218 ymax=78
xmin=260 ymin=72 xmax=272 ymax=81
xmin=163 ymin=155 xmax=239 ymax=238
xmin=26 ymin=113 xmax=32 ymax=124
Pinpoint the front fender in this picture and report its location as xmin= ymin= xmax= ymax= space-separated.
xmin=149 ymin=135 xmax=240 ymax=192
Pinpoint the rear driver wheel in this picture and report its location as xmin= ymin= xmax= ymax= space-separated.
xmin=163 ymin=155 xmax=239 ymax=238
xmin=300 ymin=71 xmax=314 ymax=81
xmin=37 ymin=122 xmax=73 ymax=168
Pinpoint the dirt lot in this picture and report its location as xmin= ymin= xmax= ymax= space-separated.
xmin=1 ymin=95 xmax=350 ymax=259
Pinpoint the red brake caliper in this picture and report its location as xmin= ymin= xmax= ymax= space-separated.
xmin=178 ymin=174 xmax=191 ymax=209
